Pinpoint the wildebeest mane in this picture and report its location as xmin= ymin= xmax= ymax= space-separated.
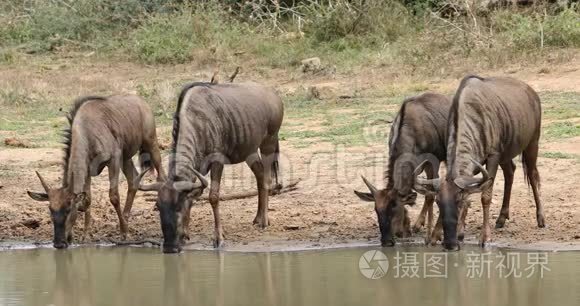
xmin=447 ymin=75 xmax=485 ymax=172
xmin=171 ymin=82 xmax=213 ymax=155
xmin=385 ymin=99 xmax=408 ymax=187
xmin=62 ymin=96 xmax=106 ymax=178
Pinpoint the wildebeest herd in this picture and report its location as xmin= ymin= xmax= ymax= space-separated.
xmin=27 ymin=75 xmax=545 ymax=253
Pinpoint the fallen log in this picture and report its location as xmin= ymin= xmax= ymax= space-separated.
xmin=108 ymin=239 xmax=161 ymax=247
xmin=200 ymin=178 xmax=301 ymax=201
xmin=142 ymin=179 xmax=301 ymax=202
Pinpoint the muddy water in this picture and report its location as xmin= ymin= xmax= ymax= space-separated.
xmin=0 ymin=246 xmax=578 ymax=306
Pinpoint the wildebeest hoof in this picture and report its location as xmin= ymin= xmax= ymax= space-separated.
xmin=213 ymin=238 xmax=224 ymax=248
xmin=412 ymin=224 xmax=423 ymax=233
xmin=537 ymin=216 xmax=546 ymax=228
xmin=458 ymin=233 xmax=465 ymax=242
xmin=253 ymin=217 xmax=269 ymax=229
xmin=381 ymin=240 xmax=395 ymax=247
xmin=270 ymin=184 xmax=283 ymax=195
xmin=495 ymin=216 xmax=507 ymax=228
xmin=479 ymin=238 xmax=491 ymax=248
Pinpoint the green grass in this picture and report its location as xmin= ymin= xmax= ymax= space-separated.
xmin=543 ymin=121 xmax=580 ymax=140
xmin=540 ymin=91 xmax=580 ymax=120
xmin=540 ymin=151 xmax=580 ymax=160
xmin=280 ymin=94 xmax=396 ymax=147
xmin=1 ymin=1 xmax=579 ymax=74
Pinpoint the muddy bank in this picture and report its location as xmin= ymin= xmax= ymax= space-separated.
xmin=1 ymin=144 xmax=579 ymax=252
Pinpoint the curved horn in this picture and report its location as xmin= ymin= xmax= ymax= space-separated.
xmin=139 ymin=182 xmax=163 ymax=192
xmin=453 ymin=158 xmax=490 ymax=190
xmin=412 ymin=161 xmax=441 ymax=194
xmin=361 ymin=176 xmax=378 ymax=195
xmin=471 ymin=158 xmax=489 ymax=182
xmin=412 ymin=160 xmax=441 ymax=187
xmin=192 ymin=169 xmax=208 ymax=188
xmin=135 ymin=167 xmax=151 ymax=186
xmin=413 ymin=160 xmax=429 ymax=177
xmin=35 ymin=171 xmax=51 ymax=192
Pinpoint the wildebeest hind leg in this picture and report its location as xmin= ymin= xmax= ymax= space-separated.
xmin=209 ymin=163 xmax=225 ymax=248
xmin=496 ymin=161 xmax=515 ymax=228
xmin=108 ymin=157 xmax=129 ymax=239
xmin=121 ymin=159 xmax=138 ymax=221
xmin=247 ymin=154 xmax=269 ymax=229
xmin=260 ymin=137 xmax=282 ymax=195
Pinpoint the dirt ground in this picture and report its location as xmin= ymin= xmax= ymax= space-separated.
xmin=0 ymin=58 xmax=579 ymax=251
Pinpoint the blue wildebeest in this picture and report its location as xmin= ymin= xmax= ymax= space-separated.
xmin=27 ymin=95 xmax=165 ymax=248
xmin=413 ymin=75 xmax=545 ymax=251
xmin=138 ymin=82 xmax=283 ymax=253
xmin=354 ymin=93 xmax=452 ymax=246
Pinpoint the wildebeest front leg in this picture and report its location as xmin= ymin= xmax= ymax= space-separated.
xmin=414 ymin=162 xmax=438 ymax=241
xmin=457 ymin=200 xmax=470 ymax=242
xmin=209 ymin=163 xmax=225 ymax=248
xmin=82 ymin=175 xmax=92 ymax=242
xmin=108 ymin=157 xmax=128 ymax=239
xmin=429 ymin=214 xmax=443 ymax=246
xmin=121 ymin=159 xmax=138 ymax=221
xmin=495 ymin=161 xmax=515 ymax=228
xmin=247 ymin=154 xmax=269 ymax=229
xmin=479 ymin=161 xmax=499 ymax=247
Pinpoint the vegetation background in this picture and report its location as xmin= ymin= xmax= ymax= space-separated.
xmin=0 ymin=0 xmax=579 ymax=246
xmin=1 ymin=0 xmax=578 ymax=71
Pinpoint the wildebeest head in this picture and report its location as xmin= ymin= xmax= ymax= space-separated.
xmin=27 ymin=171 xmax=85 ymax=249
xmin=139 ymin=169 xmax=208 ymax=254
xmin=354 ymin=176 xmax=417 ymax=247
xmin=413 ymin=159 xmax=492 ymax=251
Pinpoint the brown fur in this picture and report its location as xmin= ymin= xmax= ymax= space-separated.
xmin=355 ymin=93 xmax=452 ymax=246
xmin=139 ymin=82 xmax=284 ymax=252
xmin=414 ymin=76 xmax=544 ymax=250
xmin=28 ymin=95 xmax=165 ymax=248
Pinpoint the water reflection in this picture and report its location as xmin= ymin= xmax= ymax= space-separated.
xmin=0 ymin=247 xmax=578 ymax=306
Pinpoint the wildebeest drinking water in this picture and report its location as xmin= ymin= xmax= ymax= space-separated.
xmin=27 ymin=95 xmax=165 ymax=248
xmin=413 ymin=76 xmax=545 ymax=251
xmin=354 ymin=93 xmax=452 ymax=246
xmin=138 ymin=82 xmax=283 ymax=253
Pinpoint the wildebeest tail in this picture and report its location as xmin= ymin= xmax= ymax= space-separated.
xmin=521 ymin=150 xmax=541 ymax=190
xmin=273 ymin=139 xmax=281 ymax=185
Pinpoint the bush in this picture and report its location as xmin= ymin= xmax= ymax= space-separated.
xmin=131 ymin=3 xmax=255 ymax=64
xmin=0 ymin=0 xmax=578 ymax=71
xmin=492 ymin=7 xmax=580 ymax=50
xmin=298 ymin=0 xmax=414 ymax=44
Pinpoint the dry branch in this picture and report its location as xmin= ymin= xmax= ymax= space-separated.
xmin=141 ymin=179 xmax=301 ymax=202
xmin=200 ymin=178 xmax=301 ymax=201
xmin=228 ymin=66 xmax=241 ymax=82
xmin=108 ymin=239 xmax=161 ymax=247
xmin=210 ymin=69 xmax=219 ymax=84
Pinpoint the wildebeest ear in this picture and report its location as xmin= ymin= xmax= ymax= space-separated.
xmin=27 ymin=191 xmax=49 ymax=202
xmin=354 ymin=190 xmax=374 ymax=202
